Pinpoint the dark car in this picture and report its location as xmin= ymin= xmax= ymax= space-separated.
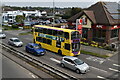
xmin=25 ymin=43 xmax=46 ymax=56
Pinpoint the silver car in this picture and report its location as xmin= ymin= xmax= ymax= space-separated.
xmin=8 ymin=38 xmax=23 ymax=47
xmin=60 ymin=56 xmax=90 ymax=74
xmin=0 ymin=32 xmax=6 ymax=39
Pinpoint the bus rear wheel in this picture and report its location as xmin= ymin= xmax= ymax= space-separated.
xmin=58 ymin=50 xmax=62 ymax=55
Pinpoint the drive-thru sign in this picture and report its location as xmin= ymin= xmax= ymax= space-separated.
xmin=76 ymin=19 xmax=82 ymax=34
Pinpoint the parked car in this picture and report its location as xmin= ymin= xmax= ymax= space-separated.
xmin=60 ymin=56 xmax=90 ymax=74
xmin=8 ymin=38 xmax=23 ymax=47
xmin=0 ymin=32 xmax=6 ymax=39
xmin=25 ymin=43 xmax=46 ymax=56
xmin=14 ymin=22 xmax=24 ymax=26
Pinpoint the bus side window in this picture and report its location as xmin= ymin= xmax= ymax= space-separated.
xmin=48 ymin=29 xmax=52 ymax=35
xmin=64 ymin=32 xmax=69 ymax=39
xmin=53 ymin=30 xmax=57 ymax=36
xmin=36 ymin=37 xmax=43 ymax=42
xmin=58 ymin=31 xmax=64 ymax=37
xmin=39 ymin=28 xmax=43 ymax=33
xmin=43 ymin=28 xmax=47 ymax=34
xmin=65 ymin=43 xmax=70 ymax=50
xmin=46 ymin=39 xmax=52 ymax=45
xmin=35 ymin=28 xmax=39 ymax=32
xmin=43 ymin=38 xmax=46 ymax=43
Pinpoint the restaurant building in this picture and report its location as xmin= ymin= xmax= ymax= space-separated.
xmin=68 ymin=2 xmax=120 ymax=48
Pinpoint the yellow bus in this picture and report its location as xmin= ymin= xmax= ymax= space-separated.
xmin=33 ymin=25 xmax=81 ymax=56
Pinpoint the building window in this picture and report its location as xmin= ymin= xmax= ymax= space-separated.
xmin=82 ymin=28 xmax=88 ymax=38
xmin=93 ymin=29 xmax=106 ymax=42
xmin=93 ymin=29 xmax=106 ymax=39
xmin=111 ymin=29 xmax=118 ymax=38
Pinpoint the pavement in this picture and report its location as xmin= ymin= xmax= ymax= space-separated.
xmin=81 ymin=44 xmax=118 ymax=57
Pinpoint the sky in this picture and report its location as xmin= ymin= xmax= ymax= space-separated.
xmin=1 ymin=0 xmax=120 ymax=2
xmin=1 ymin=0 xmax=119 ymax=8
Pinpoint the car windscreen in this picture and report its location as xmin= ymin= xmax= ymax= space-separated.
xmin=34 ymin=45 xmax=40 ymax=49
xmin=74 ymin=59 xmax=84 ymax=65
xmin=0 ymin=33 xmax=3 ymax=34
xmin=14 ymin=39 xmax=20 ymax=42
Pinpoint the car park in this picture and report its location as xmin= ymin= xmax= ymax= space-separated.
xmin=8 ymin=38 xmax=23 ymax=47
xmin=25 ymin=43 xmax=46 ymax=56
xmin=60 ymin=56 xmax=90 ymax=74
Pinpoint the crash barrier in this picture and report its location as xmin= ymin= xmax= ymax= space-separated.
xmin=0 ymin=43 xmax=78 ymax=80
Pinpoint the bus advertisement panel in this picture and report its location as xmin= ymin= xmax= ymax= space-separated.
xmin=33 ymin=25 xmax=81 ymax=56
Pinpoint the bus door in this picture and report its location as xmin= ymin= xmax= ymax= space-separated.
xmin=56 ymin=37 xmax=61 ymax=53
xmin=62 ymin=43 xmax=71 ymax=56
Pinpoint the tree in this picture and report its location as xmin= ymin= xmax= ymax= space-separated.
xmin=15 ymin=15 xmax=25 ymax=23
xmin=71 ymin=7 xmax=82 ymax=16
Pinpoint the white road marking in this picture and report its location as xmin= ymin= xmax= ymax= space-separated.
xmin=97 ymin=76 xmax=106 ymax=79
xmin=86 ymin=56 xmax=106 ymax=64
xmin=114 ymin=74 xmax=118 ymax=77
xmin=29 ymin=73 xmax=38 ymax=78
xmin=107 ymin=59 xmax=117 ymax=63
xmin=109 ymin=68 xmax=120 ymax=72
xmin=97 ymin=76 xmax=109 ymax=80
xmin=90 ymin=66 xmax=108 ymax=73
xmin=113 ymin=64 xmax=120 ymax=67
xmin=32 ymin=75 xmax=36 ymax=78
xmin=50 ymin=58 xmax=61 ymax=63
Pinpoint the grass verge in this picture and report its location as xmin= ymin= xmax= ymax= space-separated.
xmin=19 ymin=32 xmax=32 ymax=35
xmin=81 ymin=50 xmax=109 ymax=58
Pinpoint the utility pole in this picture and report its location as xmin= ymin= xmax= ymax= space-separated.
xmin=52 ymin=0 xmax=55 ymax=27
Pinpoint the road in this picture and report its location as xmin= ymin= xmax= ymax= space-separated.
xmin=2 ymin=53 xmax=38 ymax=78
xmin=2 ymin=30 xmax=120 ymax=79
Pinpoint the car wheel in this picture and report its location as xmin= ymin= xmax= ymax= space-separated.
xmin=8 ymin=42 xmax=11 ymax=45
xmin=8 ymin=42 xmax=10 ymax=45
xmin=26 ymin=48 xmax=29 ymax=53
xmin=76 ymin=69 xmax=80 ymax=74
xmin=61 ymin=63 xmax=65 ymax=68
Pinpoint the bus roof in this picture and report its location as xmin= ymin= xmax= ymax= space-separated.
xmin=33 ymin=25 xmax=78 ymax=33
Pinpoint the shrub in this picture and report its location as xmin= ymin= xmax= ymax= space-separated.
xmin=104 ymin=45 xmax=117 ymax=51
xmin=90 ymin=41 xmax=98 ymax=47
xmin=12 ymin=25 xmax=18 ymax=28
xmin=102 ymin=43 xmax=108 ymax=47
xmin=80 ymin=41 xmax=83 ymax=44
xmin=84 ymin=43 xmax=89 ymax=46
xmin=98 ymin=46 xmax=103 ymax=48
